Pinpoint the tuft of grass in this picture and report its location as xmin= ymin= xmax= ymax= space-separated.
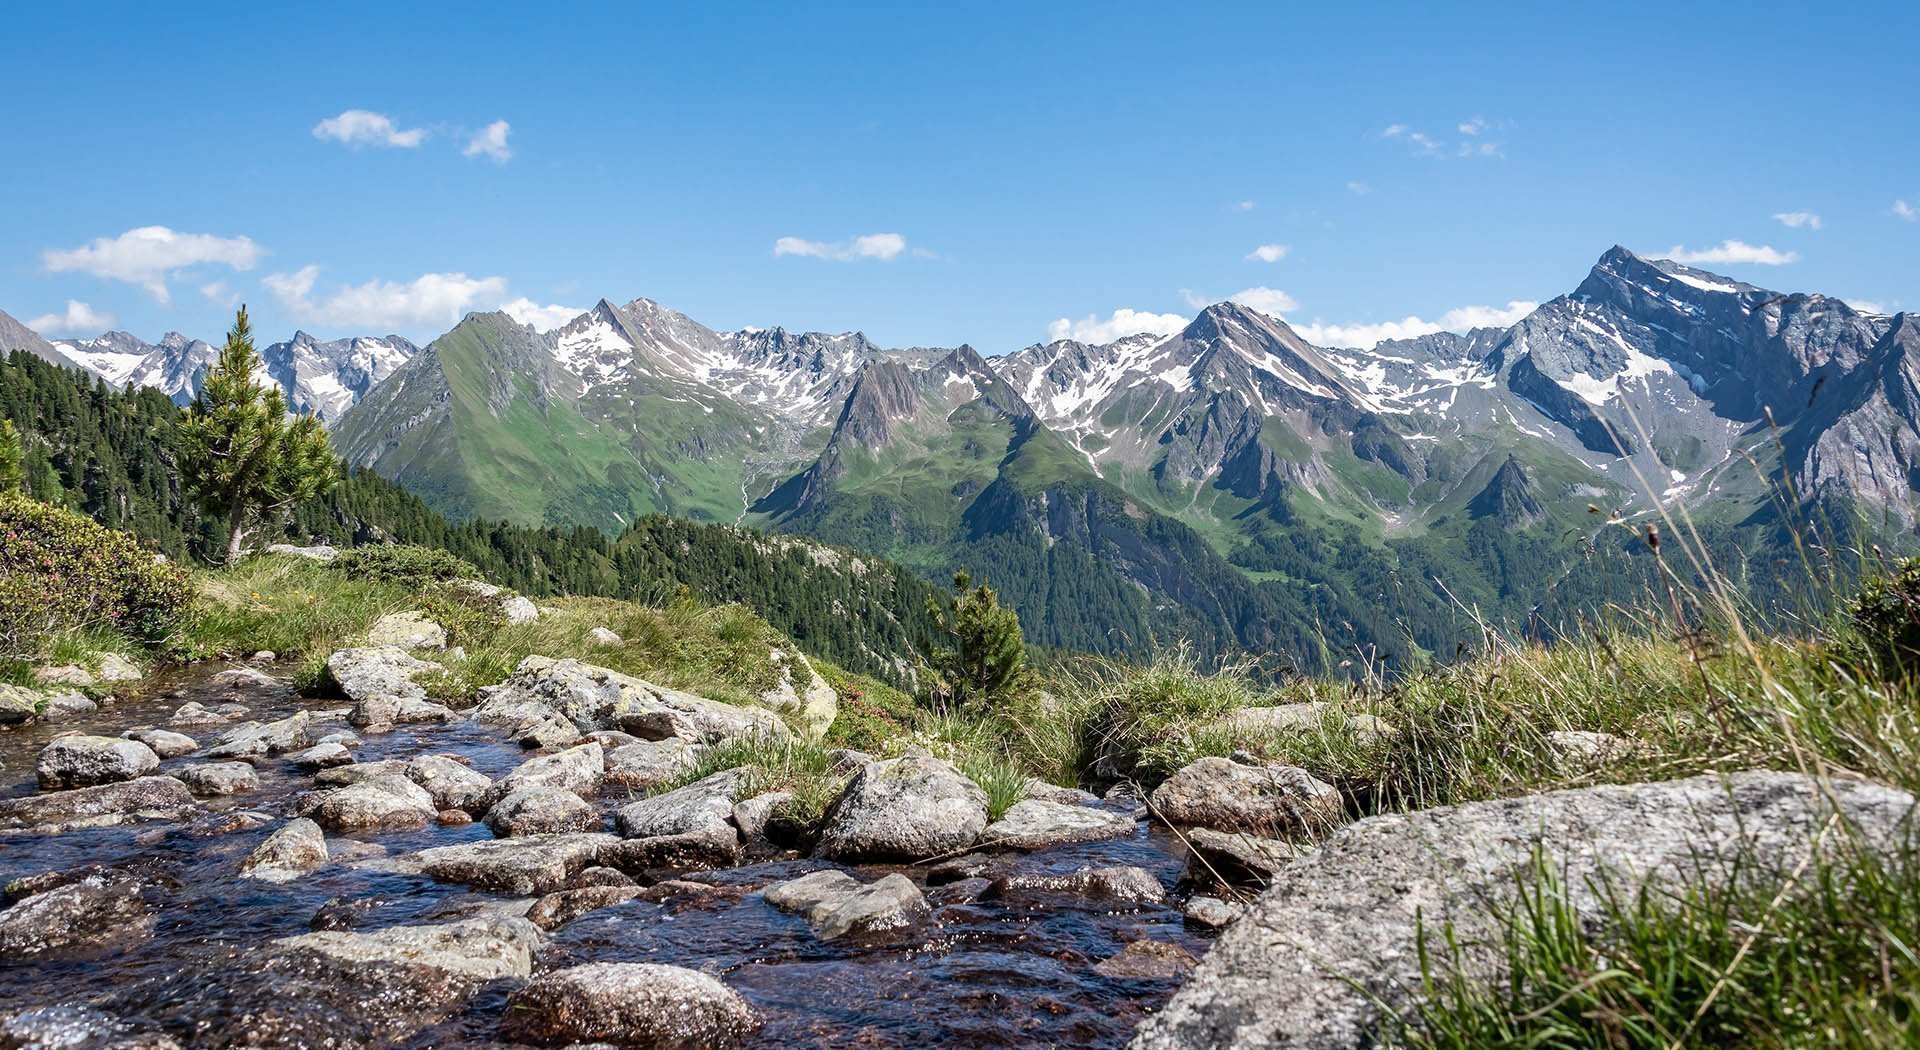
xmin=1399 ymin=837 xmax=1920 ymax=1049
xmin=951 ymin=747 xmax=1029 ymax=821
xmin=657 ymin=732 xmax=850 ymax=829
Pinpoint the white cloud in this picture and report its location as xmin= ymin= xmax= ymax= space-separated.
xmin=1290 ymin=300 xmax=1539 ymax=349
xmin=1227 ymin=287 xmax=1301 ymax=315
xmin=199 ymin=280 xmax=239 ymax=307
xmin=463 ymin=120 xmax=513 ymax=163
xmin=1662 ymin=240 xmax=1798 ymax=266
xmin=1896 ymin=200 xmax=1918 ymax=221
xmin=265 ymin=265 xmax=509 ymax=329
xmin=1383 ymin=120 xmax=1500 ymax=159
xmin=1458 ymin=117 xmax=1487 ymax=135
xmin=500 ymin=296 xmax=583 ymax=331
xmin=1047 ymin=307 xmax=1188 ymax=345
xmin=1347 ymin=180 xmax=1371 ymax=195
xmin=1772 ymin=211 xmax=1821 ymax=229
xmin=773 ymin=232 xmax=910 ymax=262
xmin=42 ymin=225 xmax=263 ymax=304
xmin=1233 ymin=200 xmax=1255 ymax=212
xmin=1845 ymin=298 xmax=1891 ymax=315
xmin=27 ymin=300 xmax=114 ymax=335
xmin=1246 ymin=244 xmax=1289 ymax=263
xmin=312 ymin=109 xmax=427 ymax=149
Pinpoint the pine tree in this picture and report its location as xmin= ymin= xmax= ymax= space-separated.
xmin=177 ymin=305 xmax=338 ymax=564
xmin=924 ymin=571 xmax=1026 ymax=711
xmin=0 ymin=419 xmax=23 ymax=494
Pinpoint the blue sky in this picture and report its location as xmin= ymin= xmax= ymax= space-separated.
xmin=2 ymin=1 xmax=1916 ymax=352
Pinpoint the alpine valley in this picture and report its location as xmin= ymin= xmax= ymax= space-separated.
xmin=8 ymin=246 xmax=1915 ymax=672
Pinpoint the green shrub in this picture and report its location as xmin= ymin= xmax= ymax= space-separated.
xmin=0 ymin=493 xmax=193 ymax=657
xmin=328 ymin=544 xmax=478 ymax=588
xmin=1849 ymin=558 xmax=1920 ymax=676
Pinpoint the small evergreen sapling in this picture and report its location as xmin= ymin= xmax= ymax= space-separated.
xmin=176 ymin=305 xmax=338 ymax=564
xmin=923 ymin=571 xmax=1027 ymax=711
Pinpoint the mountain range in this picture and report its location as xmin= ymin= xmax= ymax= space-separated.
xmin=3 ymin=246 xmax=1912 ymax=671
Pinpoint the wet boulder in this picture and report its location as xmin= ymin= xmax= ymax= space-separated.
xmin=763 ymin=869 xmax=930 ymax=941
xmin=242 ymin=818 xmax=330 ymax=882
xmin=984 ymin=865 xmax=1166 ymax=906
xmin=1148 ymin=757 xmax=1342 ymax=838
xmin=526 ymin=885 xmax=644 ymax=930
xmin=124 ymin=728 xmax=198 ymax=758
xmin=606 ymin=769 xmax=745 ymax=869
xmin=37 ymin=735 xmax=160 ymax=789
xmin=407 ymin=754 xmax=494 ymax=812
xmin=1131 ymin=772 xmax=1920 ymax=1050
xmin=309 ymin=774 xmax=437 ymax=832
xmin=0 ymin=877 xmax=152 ymax=959
xmin=204 ymin=710 xmax=316 ymax=760
xmin=604 ymin=737 xmax=699 ymax=790
xmin=1095 ymin=939 xmax=1200 ymax=980
xmin=499 ymin=962 xmax=760 ymax=1048
xmin=0 ymin=776 xmax=196 ymax=832
xmin=39 ymin=691 xmax=98 ymax=722
xmin=166 ymin=700 xmax=228 ymax=727
xmin=484 ymin=786 xmax=600 ymax=837
xmin=0 ymin=684 xmax=41 ymax=725
xmin=404 ymin=833 xmax=621 ymax=895
xmin=175 ymin=761 xmax=261 ymax=797
xmin=814 ymin=755 xmax=988 ymax=862
xmin=982 ymin=798 xmax=1136 ymax=850
xmin=487 ymin=742 xmax=604 ymax=805
xmin=324 ymin=647 xmax=437 ymax=725
xmin=288 ymin=741 xmax=355 ymax=770
xmin=1182 ymin=826 xmax=1306 ymax=888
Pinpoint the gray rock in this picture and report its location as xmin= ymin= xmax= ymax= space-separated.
xmin=1182 ymin=826 xmax=1306 ymax=887
xmin=166 ymin=700 xmax=227 ymax=727
xmin=815 ymin=754 xmax=988 ymax=862
xmin=37 ymin=735 xmax=160 ymax=789
xmin=0 ymin=684 xmax=40 ymax=724
xmin=1148 ymin=757 xmax=1342 ymax=837
xmin=587 ymin=626 xmax=623 ymax=646
xmin=985 ymin=865 xmax=1166 ymax=906
xmin=500 ymin=595 xmax=540 ymax=624
xmin=266 ymin=542 xmax=338 ymax=561
xmin=604 ymin=737 xmax=699 ymax=789
xmin=242 ymin=818 xmax=329 ymax=882
xmin=763 ymin=869 xmax=930 ymax=940
xmin=204 ymin=711 xmax=315 ymax=759
xmin=0 ymin=776 xmax=196 ymax=832
xmin=485 ymin=786 xmax=600 ymax=836
xmin=1221 ymin=702 xmax=1395 ymax=745
xmin=526 ymin=884 xmax=643 ymax=930
xmin=608 ymin=769 xmax=745 ymax=868
xmin=1182 ymin=895 xmax=1244 ymax=927
xmin=289 ymin=741 xmax=356 ymax=769
xmin=473 ymin=656 xmax=786 ymax=744
xmin=1546 ymin=729 xmax=1636 ymax=769
xmin=207 ymin=665 xmax=288 ymax=699
xmin=500 ymin=962 xmax=760 ymax=1048
xmin=310 ymin=774 xmax=437 ymax=831
xmin=175 ymin=761 xmax=260 ymax=797
xmin=489 ymin=741 xmax=605 ymax=804
xmin=40 ymin=691 xmax=99 ymax=722
xmin=756 ymin=649 xmax=838 ymax=739
xmin=732 ymin=790 xmax=792 ymax=843
xmin=983 ymin=798 xmax=1136 ymax=849
xmin=0 ymin=877 xmax=151 ymax=959
xmin=95 ymin=652 xmax=142 ymax=682
xmin=315 ymin=759 xmax=409 ymax=786
xmin=407 ymin=754 xmax=494 ymax=811
xmin=325 ymin=646 xmax=435 ymax=719
xmin=364 ymin=611 xmax=447 ymax=650
xmin=1130 ymin=771 xmax=1920 ymax=1050
xmin=514 ymin=712 xmax=582 ymax=749
xmin=1095 ymin=939 xmax=1200 ymax=979
xmin=124 ymin=728 xmax=198 ymax=758
xmin=1022 ymin=777 xmax=1099 ymax=805
xmin=405 ymin=833 xmax=620 ymax=894
xmin=35 ymin=663 xmax=98 ymax=687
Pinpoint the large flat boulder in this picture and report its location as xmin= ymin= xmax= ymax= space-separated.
xmin=473 ymin=656 xmax=788 ymax=744
xmin=36 ymin=735 xmax=160 ymax=789
xmin=499 ymin=961 xmax=760 ymax=1048
xmin=606 ymin=769 xmax=745 ymax=869
xmin=404 ymin=833 xmax=620 ymax=895
xmin=0 ymin=877 xmax=152 ymax=959
xmin=982 ymin=798 xmax=1136 ymax=850
xmin=763 ymin=869 xmax=930 ymax=940
xmin=308 ymin=774 xmax=437 ymax=832
xmin=1131 ymin=771 xmax=1920 ymax=1050
xmin=1148 ymin=757 xmax=1342 ymax=837
xmin=814 ymin=755 xmax=988 ymax=862
xmin=484 ymin=786 xmax=600 ymax=836
xmin=0 ymin=776 xmax=196 ymax=832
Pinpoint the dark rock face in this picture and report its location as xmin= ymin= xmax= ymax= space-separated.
xmin=0 ymin=776 xmax=196 ymax=832
xmin=0 ymin=878 xmax=153 ymax=959
xmin=813 ymin=755 xmax=988 ymax=862
xmin=1466 ymin=455 xmax=1545 ymax=528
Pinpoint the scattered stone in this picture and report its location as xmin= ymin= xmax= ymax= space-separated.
xmin=310 ymin=774 xmax=437 ymax=832
xmin=1023 ymin=777 xmax=1099 ymax=805
xmin=607 ymin=769 xmax=745 ymax=869
xmin=289 ymin=741 xmax=356 ymax=769
xmin=514 ymin=713 xmax=582 ymax=749
xmin=490 ymin=742 xmax=605 ymax=803
xmin=527 ymin=884 xmax=644 ymax=930
xmin=1546 ymin=729 xmax=1636 ymax=770
xmin=35 ymin=664 xmax=98 ymax=687
xmin=37 ymin=735 xmax=160 ymax=789
xmin=473 ymin=656 xmax=786 ymax=745
xmin=926 ymin=852 xmax=1015 ymax=886
xmin=40 ymin=691 xmax=99 ymax=722
xmin=167 ymin=700 xmax=227 ymax=727
xmin=500 ymin=595 xmax=540 ymax=624
xmin=266 ymin=542 xmax=338 ymax=561
xmin=984 ymin=865 xmax=1166 ymax=906
xmin=250 ymin=650 xmax=276 ymax=662
xmin=1131 ymin=771 xmax=1920 ymax=1050
xmin=485 ymin=786 xmax=600 ymax=836
xmin=407 ymin=754 xmax=494 ymax=811
xmin=815 ymin=754 xmax=989 ymax=862
xmin=983 ymin=798 xmax=1136 ymax=849
xmin=604 ymin=737 xmax=698 ymax=789
xmin=1182 ymin=826 xmax=1306 ymax=887
xmin=764 ymin=869 xmax=930 ymax=940
xmin=0 ymin=684 xmax=41 ymax=725
xmin=124 ymin=728 xmax=198 ymax=758
xmin=325 ymin=646 xmax=435 ymax=721
xmin=365 ymin=611 xmax=447 ymax=650
xmin=204 ymin=711 xmax=315 ymax=760
xmin=0 ymin=776 xmax=197 ymax=832
xmin=1148 ymin=757 xmax=1342 ymax=838
xmin=587 ymin=626 xmax=622 ymax=646
xmin=732 ymin=790 xmax=792 ymax=844
xmin=1095 ymin=939 xmax=1200 ymax=980
xmin=208 ymin=666 xmax=288 ymax=700
xmin=241 ymin=818 xmax=329 ymax=882
xmin=315 ymin=759 xmax=409 ymax=786
xmin=175 ymin=761 xmax=260 ymax=797
xmin=405 ymin=833 xmax=620 ymax=895
xmin=0 ymin=878 xmax=151 ymax=959
xmin=499 ymin=962 xmax=760 ymax=1048
xmin=1182 ymin=895 xmax=1243 ymax=928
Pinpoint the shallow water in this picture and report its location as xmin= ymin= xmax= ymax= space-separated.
xmin=0 ymin=666 xmax=1212 ymax=1048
